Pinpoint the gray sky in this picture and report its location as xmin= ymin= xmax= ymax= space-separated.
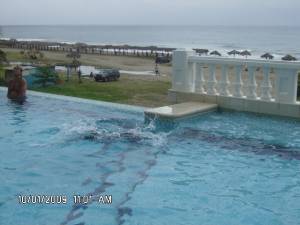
xmin=1 ymin=0 xmax=300 ymax=26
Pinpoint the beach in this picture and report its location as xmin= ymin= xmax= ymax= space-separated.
xmin=2 ymin=47 xmax=172 ymax=77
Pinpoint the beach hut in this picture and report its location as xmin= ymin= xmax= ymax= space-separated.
xmin=210 ymin=50 xmax=222 ymax=56
xmin=261 ymin=53 xmax=274 ymax=60
xmin=282 ymin=54 xmax=297 ymax=61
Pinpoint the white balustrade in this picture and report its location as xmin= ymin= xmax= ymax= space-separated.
xmin=172 ymin=49 xmax=300 ymax=105
xmin=232 ymin=65 xmax=244 ymax=98
xmin=260 ymin=66 xmax=273 ymax=101
xmin=246 ymin=66 xmax=257 ymax=99
xmin=219 ymin=65 xmax=230 ymax=96
xmin=195 ymin=63 xmax=206 ymax=94
xmin=187 ymin=62 xmax=196 ymax=92
xmin=274 ymin=68 xmax=299 ymax=103
xmin=206 ymin=64 xmax=218 ymax=95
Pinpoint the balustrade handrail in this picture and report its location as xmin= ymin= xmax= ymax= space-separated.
xmin=188 ymin=56 xmax=300 ymax=70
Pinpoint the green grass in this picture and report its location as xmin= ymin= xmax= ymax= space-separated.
xmin=0 ymin=65 xmax=4 ymax=86
xmin=31 ymin=76 xmax=171 ymax=107
xmin=5 ymin=51 xmax=26 ymax=62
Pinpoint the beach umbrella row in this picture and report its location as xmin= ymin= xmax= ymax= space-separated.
xmin=196 ymin=48 xmax=297 ymax=61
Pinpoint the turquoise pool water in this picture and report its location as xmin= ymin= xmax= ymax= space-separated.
xmin=0 ymin=90 xmax=300 ymax=225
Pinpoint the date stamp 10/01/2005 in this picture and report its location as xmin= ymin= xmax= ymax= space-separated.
xmin=18 ymin=195 xmax=113 ymax=205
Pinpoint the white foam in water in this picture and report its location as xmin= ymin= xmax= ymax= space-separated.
xmin=53 ymin=116 xmax=168 ymax=147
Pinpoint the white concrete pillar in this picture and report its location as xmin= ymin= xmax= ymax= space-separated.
xmin=246 ymin=66 xmax=257 ymax=99
xmin=172 ymin=49 xmax=195 ymax=92
xmin=206 ymin=64 xmax=218 ymax=95
xmin=232 ymin=65 xmax=244 ymax=97
xmin=195 ymin=63 xmax=206 ymax=94
xmin=219 ymin=65 xmax=230 ymax=96
xmin=274 ymin=68 xmax=299 ymax=103
xmin=261 ymin=66 xmax=273 ymax=101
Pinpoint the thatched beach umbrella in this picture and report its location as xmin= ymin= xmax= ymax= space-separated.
xmin=227 ymin=50 xmax=240 ymax=56
xmin=210 ymin=50 xmax=222 ymax=56
xmin=240 ymin=50 xmax=251 ymax=58
xmin=282 ymin=54 xmax=297 ymax=61
xmin=194 ymin=49 xmax=209 ymax=55
xmin=261 ymin=53 xmax=274 ymax=60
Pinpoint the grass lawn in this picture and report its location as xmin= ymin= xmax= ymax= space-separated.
xmin=31 ymin=76 xmax=171 ymax=107
xmin=1 ymin=47 xmax=172 ymax=107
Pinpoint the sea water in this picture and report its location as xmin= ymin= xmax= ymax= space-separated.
xmin=1 ymin=25 xmax=300 ymax=59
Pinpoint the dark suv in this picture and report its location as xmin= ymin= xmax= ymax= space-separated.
xmin=94 ymin=69 xmax=120 ymax=82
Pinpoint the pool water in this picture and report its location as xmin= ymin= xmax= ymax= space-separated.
xmin=0 ymin=90 xmax=300 ymax=225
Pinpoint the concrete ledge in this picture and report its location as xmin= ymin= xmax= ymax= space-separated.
xmin=144 ymin=102 xmax=218 ymax=119
xmin=168 ymin=89 xmax=300 ymax=119
xmin=0 ymin=87 xmax=145 ymax=112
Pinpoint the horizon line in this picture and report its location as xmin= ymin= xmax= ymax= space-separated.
xmin=0 ymin=24 xmax=299 ymax=27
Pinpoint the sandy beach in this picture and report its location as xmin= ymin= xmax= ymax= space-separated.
xmin=2 ymin=47 xmax=172 ymax=78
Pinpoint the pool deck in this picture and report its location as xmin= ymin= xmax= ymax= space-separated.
xmin=144 ymin=102 xmax=218 ymax=119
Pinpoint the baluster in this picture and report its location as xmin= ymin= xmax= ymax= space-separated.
xmin=219 ymin=65 xmax=230 ymax=96
xmin=232 ymin=65 xmax=244 ymax=97
xmin=195 ymin=63 xmax=205 ymax=94
xmin=206 ymin=64 xmax=217 ymax=95
xmin=246 ymin=66 xmax=257 ymax=99
xmin=187 ymin=62 xmax=195 ymax=92
xmin=260 ymin=66 xmax=272 ymax=101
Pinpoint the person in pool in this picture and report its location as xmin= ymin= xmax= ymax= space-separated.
xmin=7 ymin=66 xmax=27 ymax=102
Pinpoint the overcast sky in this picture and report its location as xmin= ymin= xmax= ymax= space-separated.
xmin=1 ymin=0 xmax=300 ymax=26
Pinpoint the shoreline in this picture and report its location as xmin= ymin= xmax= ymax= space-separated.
xmin=0 ymin=39 xmax=175 ymax=58
xmin=1 ymin=37 xmax=299 ymax=60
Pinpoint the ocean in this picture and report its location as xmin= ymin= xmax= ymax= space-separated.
xmin=0 ymin=25 xmax=299 ymax=59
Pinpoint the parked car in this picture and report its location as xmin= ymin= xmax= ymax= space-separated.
xmin=94 ymin=69 xmax=120 ymax=82
xmin=155 ymin=56 xmax=171 ymax=64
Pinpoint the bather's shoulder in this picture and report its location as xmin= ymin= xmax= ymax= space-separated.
xmin=21 ymin=78 xmax=27 ymax=85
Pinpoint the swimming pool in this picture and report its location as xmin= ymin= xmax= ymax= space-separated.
xmin=1 ymin=89 xmax=300 ymax=225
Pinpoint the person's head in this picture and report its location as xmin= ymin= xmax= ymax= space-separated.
xmin=13 ymin=66 xmax=23 ymax=79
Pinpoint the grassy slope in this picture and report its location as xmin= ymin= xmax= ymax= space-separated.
xmin=1 ymin=47 xmax=172 ymax=107
xmin=31 ymin=77 xmax=171 ymax=107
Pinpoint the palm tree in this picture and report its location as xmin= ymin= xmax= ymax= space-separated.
xmin=66 ymin=50 xmax=81 ymax=77
xmin=66 ymin=50 xmax=81 ymax=60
